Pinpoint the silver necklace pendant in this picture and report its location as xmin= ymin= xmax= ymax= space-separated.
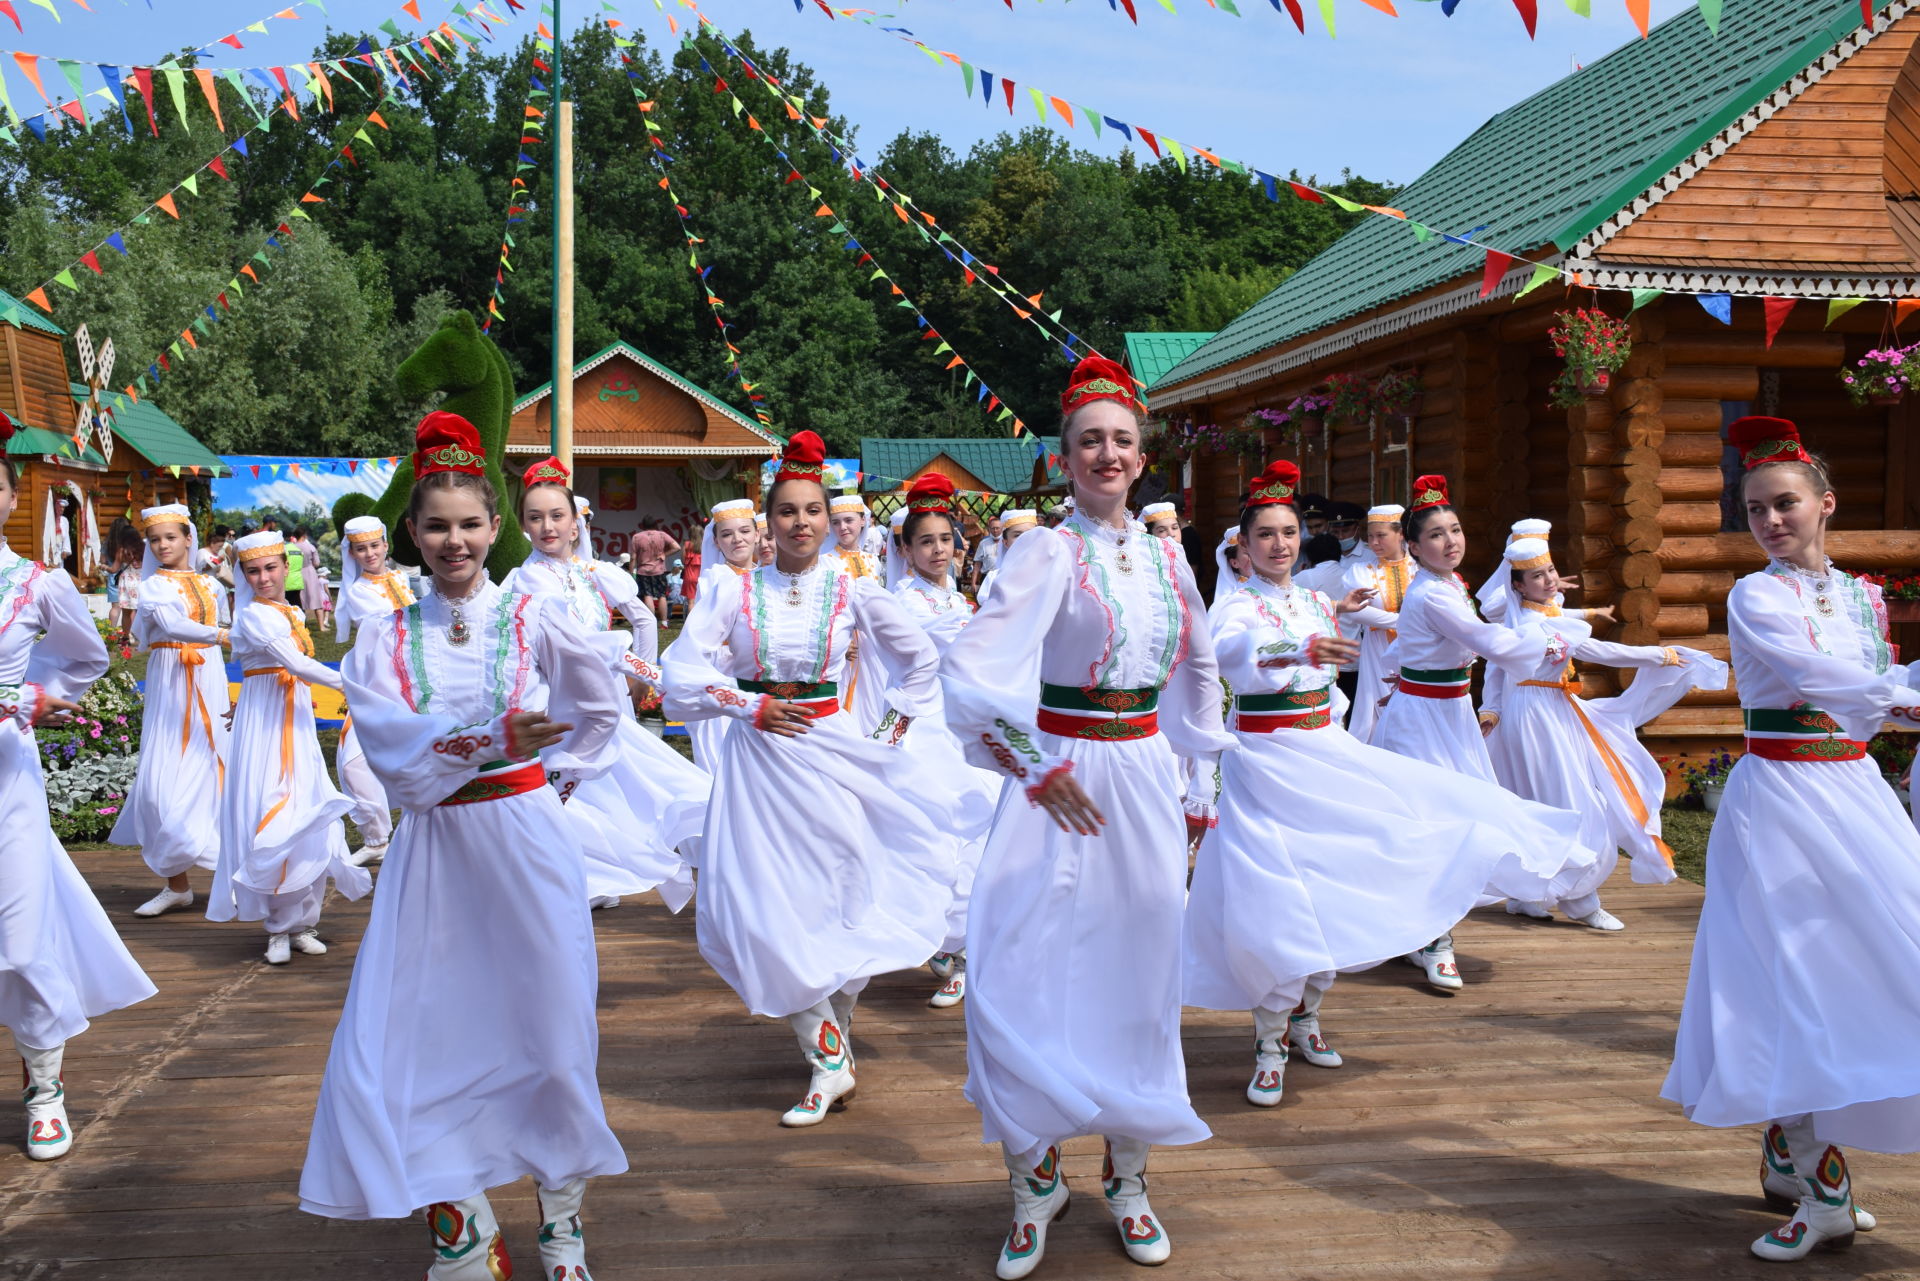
xmin=1815 ymin=592 xmax=1835 ymax=617
xmin=447 ymin=604 xmax=471 ymax=646
xmin=784 ymin=573 xmax=804 ymax=607
xmin=1115 ymin=535 xmax=1134 ymax=576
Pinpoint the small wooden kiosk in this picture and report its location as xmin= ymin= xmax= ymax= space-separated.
xmin=1150 ymin=0 xmax=1920 ymax=759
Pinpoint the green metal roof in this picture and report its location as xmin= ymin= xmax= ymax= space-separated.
xmin=70 ymin=382 xmax=227 ymax=474
xmin=1124 ymin=332 xmax=1215 ymax=389
xmin=0 ymin=287 xmax=65 ymax=339
xmin=860 ymin=436 xmax=1064 ymax=494
xmin=1155 ymin=0 xmax=1871 ymax=392
xmin=6 ymin=424 xmax=106 ymax=466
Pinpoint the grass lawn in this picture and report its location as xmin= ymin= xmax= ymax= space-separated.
xmin=1660 ymin=803 xmax=1713 ymax=884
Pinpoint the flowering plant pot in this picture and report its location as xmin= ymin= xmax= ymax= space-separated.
xmin=1840 ymin=343 xmax=1920 ymax=407
xmin=1324 ymin=373 xmax=1373 ymax=424
xmin=1548 ymin=308 xmax=1632 ymax=409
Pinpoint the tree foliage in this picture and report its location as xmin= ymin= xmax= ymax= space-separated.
xmin=0 ymin=23 xmax=1397 ymax=458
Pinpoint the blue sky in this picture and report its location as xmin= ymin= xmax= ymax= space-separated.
xmin=9 ymin=0 xmax=1696 ymax=184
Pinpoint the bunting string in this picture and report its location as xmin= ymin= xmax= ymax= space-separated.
xmin=479 ymin=2 xmax=554 ymax=334
xmin=684 ymin=35 xmax=1042 ymax=447
xmin=610 ymin=10 xmax=772 ymax=425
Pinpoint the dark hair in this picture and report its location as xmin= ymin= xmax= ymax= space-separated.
xmin=406 ymin=469 xmax=499 ymax=523
xmin=292 ymin=526 xmax=308 ymax=539
xmin=1739 ymin=453 xmax=1835 ymax=504
xmin=1301 ymin=532 xmax=1342 ymax=568
xmin=212 ymin=524 xmax=233 ymax=539
xmin=0 ymin=456 xmax=15 ymax=489
xmin=903 ymin=508 xmax=961 ymax=545
xmin=1236 ymin=500 xmax=1301 ymax=547
xmin=764 ymin=476 xmax=827 ymax=514
xmin=520 ymin=478 xmax=577 ymax=521
xmin=1405 ymin=503 xmax=1456 ymax=543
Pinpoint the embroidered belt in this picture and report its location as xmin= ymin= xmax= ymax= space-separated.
xmin=738 ymin=678 xmax=840 ymax=718
xmin=1397 ymin=666 xmax=1471 ymax=699
xmin=1234 ymin=686 xmax=1332 ymax=733
xmin=1743 ymin=706 xmax=1866 ymax=762
xmin=1035 ymin=683 xmax=1163 ymax=742
xmin=439 ymin=760 xmax=548 ymax=806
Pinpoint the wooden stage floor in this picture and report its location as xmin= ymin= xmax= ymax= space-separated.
xmin=4 ymin=851 xmax=1918 ymax=1281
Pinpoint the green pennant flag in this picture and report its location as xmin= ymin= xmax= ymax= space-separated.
xmin=222 ymin=68 xmax=263 ymax=123
xmin=964 ymin=370 xmax=977 ymax=387
xmin=1327 ymin=192 xmax=1363 ymax=212
xmin=870 ymin=269 xmax=887 ymax=281
xmin=289 ymin=206 xmax=312 ymax=221
xmin=0 ymin=66 xmax=18 ymax=128
xmin=1166 ymin=138 xmax=1187 ymax=172
xmin=252 ymin=251 xmax=270 ymax=264
xmin=53 ymin=268 xmax=77 ymax=291
xmin=380 ymin=18 xmax=405 ymax=41
xmin=829 ymin=222 xmax=848 ymax=235
xmin=1029 ymin=87 xmax=1048 ymax=121
xmin=1629 ymin=288 xmax=1663 ymax=312
xmin=1697 ymin=0 xmax=1722 ymax=30
xmin=247 ymin=20 xmax=268 ymax=33
xmin=228 ymin=277 xmax=242 ymax=295
xmin=161 ymin=63 xmax=191 ymax=131
xmin=1411 ymin=223 xmax=1433 ymax=243
xmin=1515 ymin=262 xmax=1559 ymax=299
xmin=56 ymin=60 xmax=89 ymax=127
xmin=170 ymin=342 xmax=183 ymax=360
xmin=1086 ymin=110 xmax=1103 ymax=139
xmin=1317 ymin=0 xmax=1337 ymax=34
xmin=997 ymin=408 xmax=1013 ymax=422
xmin=1564 ymin=0 xmax=1590 ymax=13
xmin=355 ymin=127 xmax=373 ymax=144
xmin=961 ymin=62 xmax=975 ymax=98
xmin=180 ymin=173 xmax=199 ymax=197
xmin=1827 ymin=297 xmax=1867 ymax=326
xmin=133 ymin=213 xmax=151 ymax=226
xmin=934 ymin=342 xmax=952 ymax=355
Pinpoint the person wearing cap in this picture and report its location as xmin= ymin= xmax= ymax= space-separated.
xmin=825 ymin=495 xmax=891 ymax=736
xmin=300 ymin=412 xmax=629 ymax=1279
xmin=1297 ymin=500 xmax=1373 ymax=704
xmin=506 ymin=456 xmax=707 ymax=915
xmin=332 ymin=515 xmax=417 ymax=865
xmin=1474 ymin=519 xmax=1615 ymax=626
xmin=205 ymin=533 xmax=371 ymax=966
xmin=110 ymin=502 xmax=233 ymax=919
xmin=1664 ymin=417 xmax=1920 ymax=1262
xmin=826 ymin=494 xmax=882 ymax=581
xmin=1140 ymin=501 xmax=1179 ymax=540
xmin=941 ymin=357 xmax=1234 ymax=1277
xmin=662 ymin=430 xmax=960 ymax=1130
xmin=1368 ymin=476 xmax=1605 ymax=993
xmin=0 ymin=412 xmax=156 ymax=1162
xmin=971 ymin=511 xmax=1004 ymax=592
xmin=1479 ymin=535 xmax=1726 ymax=931
xmin=977 ymin=509 xmax=1038 ymax=604
xmin=891 ymin=473 xmax=1001 ymax=1010
xmin=681 ymin=499 xmax=758 ymax=770
xmin=753 ymin=512 xmax=774 ymax=567
xmin=1341 ymin=504 xmax=1411 ymax=743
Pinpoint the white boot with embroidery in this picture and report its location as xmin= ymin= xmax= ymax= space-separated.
xmin=1762 ymin=1122 xmax=1876 ymax=1230
xmin=1403 ymin=934 xmax=1463 ymax=992
xmin=930 ymin=953 xmax=967 ymax=1008
xmin=537 ymin=1178 xmax=593 ymax=1280
xmin=423 ymin=1193 xmax=511 ymax=1279
xmin=995 ymin=1143 xmax=1070 ymax=1281
xmin=1103 ymin=1137 xmax=1171 ymax=1266
xmin=1246 ymin=1005 xmax=1289 ymax=1107
xmin=779 ymin=1000 xmax=855 ymax=1127
xmin=1751 ymin=1117 xmax=1860 ymax=1261
xmin=19 ymin=1042 xmax=71 ymax=1160
xmin=1287 ymin=982 xmax=1342 ymax=1068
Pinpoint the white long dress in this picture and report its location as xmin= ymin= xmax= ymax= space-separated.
xmin=300 ymin=583 xmax=628 ymax=1219
xmin=893 ymin=572 xmax=1000 ymax=953
xmin=662 ymin=562 xmax=958 ymax=1020
xmin=0 ymin=545 xmax=156 ymax=1050
xmin=109 ymin=569 xmax=230 ymax=876
xmin=1340 ymin=553 xmax=1410 ymax=743
xmin=334 ymin=571 xmax=415 ymax=849
xmin=1482 ymin=606 xmax=1727 ymax=887
xmin=942 ymin=516 xmax=1233 ymax=1163
xmin=506 ymin=550 xmax=707 ymax=910
xmin=206 ymin=600 xmax=370 ymax=931
xmin=1184 ymin=577 xmax=1606 ymax=1014
xmin=1663 ymin=563 xmax=1920 ymax=1150
xmin=685 ymin=562 xmax=752 ymax=770
xmin=827 ymin=544 xmax=893 ymax=736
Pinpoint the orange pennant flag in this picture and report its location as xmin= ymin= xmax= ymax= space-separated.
xmin=155 ymin=192 xmax=180 ymax=219
xmin=1897 ymin=299 xmax=1920 ymax=329
xmin=1366 ymin=204 xmax=1408 ymax=219
xmin=274 ymin=6 xmax=298 ymax=16
xmin=182 ymin=330 xmax=198 ymax=349
xmin=11 ymin=52 xmax=49 ymax=104
xmin=945 ymin=355 xmax=964 ymax=370
xmin=748 ymin=115 xmax=762 ymax=131
xmin=368 ymin=111 xmax=389 ymax=130
xmin=402 ymin=0 xmax=421 ymax=17
xmin=1356 ymin=0 xmax=1398 ymax=12
xmin=815 ymin=204 xmax=833 ymax=217
xmin=525 ymin=105 xmax=545 ymax=118
xmin=893 ymin=203 xmax=909 ymax=224
xmin=24 ymin=287 xmax=50 ymax=313
xmin=1625 ymin=0 xmax=1649 ymax=34
xmin=193 ymin=68 xmax=225 ymax=132
xmin=658 ymin=176 xmax=671 ymax=189
xmin=241 ymin=264 xmax=259 ymax=282
xmin=1027 ymin=292 xmax=1044 ymax=306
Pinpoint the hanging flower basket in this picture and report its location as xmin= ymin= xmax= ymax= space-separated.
xmin=1324 ymin=372 xmax=1373 ymax=424
xmin=1372 ymin=368 xmax=1425 ymax=421
xmin=1547 ymin=308 xmax=1632 ymax=409
xmin=1841 ymin=345 xmax=1920 ymax=407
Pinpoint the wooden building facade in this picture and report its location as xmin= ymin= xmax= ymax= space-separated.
xmin=0 ymin=290 xmax=225 ymax=586
xmin=505 ymin=340 xmax=780 ymax=559
xmin=1150 ymin=0 xmax=1920 ymax=761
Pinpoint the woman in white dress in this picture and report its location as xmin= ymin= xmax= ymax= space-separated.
xmin=206 ymin=533 xmax=371 ymax=964
xmin=942 ymin=357 xmax=1235 ymax=1278
xmin=1664 ymin=417 xmax=1920 ymax=1262
xmin=685 ymin=499 xmax=757 ymax=771
xmin=1481 ymin=535 xmax=1727 ymax=930
xmin=299 ymin=412 xmax=627 ymax=1280
xmin=0 ymin=420 xmax=156 ymax=1160
xmin=975 ymin=508 xmax=1037 ymax=605
xmin=1369 ymin=476 xmax=1609 ymax=990
xmin=891 ymin=473 xmax=1000 ymax=1009
xmin=110 ymin=503 xmax=231 ymax=919
xmin=662 ymin=430 xmax=957 ymax=1128
xmin=332 ymin=515 xmax=415 ymax=864
xmin=1184 ymin=463 xmax=1605 ymax=1104
xmin=505 ymin=456 xmax=707 ymax=913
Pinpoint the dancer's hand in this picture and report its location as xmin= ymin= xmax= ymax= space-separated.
xmin=1479 ymin=711 xmax=1500 ymax=737
xmin=755 ymin=699 xmax=815 ymax=737
xmin=1334 ymin=587 xmax=1377 ymax=616
xmin=1306 ymin=634 xmax=1359 ymax=667
xmin=1585 ymin=604 xmax=1618 ymax=625
xmin=1033 ymin=770 xmax=1105 ymax=836
xmin=505 ymin=709 xmax=573 ymax=759
xmin=33 ymin=696 xmax=82 ymax=727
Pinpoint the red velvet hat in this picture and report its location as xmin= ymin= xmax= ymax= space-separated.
xmin=413 ymin=411 xmax=486 ymax=479
xmin=906 ymin=472 xmax=957 ymax=514
xmin=522 ymin=455 xmax=571 ymax=488
xmin=0 ymin=408 xmax=14 ymax=447
xmin=772 ymin=430 xmax=827 ymax=486
xmin=1728 ymin=416 xmax=1813 ymax=470
xmin=1409 ymin=474 xmax=1451 ymax=513
xmin=1060 ymin=355 xmax=1145 ymax=417
xmin=1243 ymin=460 xmax=1300 ymax=508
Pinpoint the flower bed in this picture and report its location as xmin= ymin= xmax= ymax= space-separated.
xmin=40 ymin=663 xmax=142 ymax=843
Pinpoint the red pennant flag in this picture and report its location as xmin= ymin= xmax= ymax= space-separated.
xmin=158 ymin=354 xmax=171 ymax=372
xmin=1479 ymin=250 xmax=1513 ymax=297
xmin=0 ymin=2 xmax=19 ymax=35
xmin=251 ymin=465 xmax=260 ymax=477
xmin=1279 ymin=0 xmax=1306 ymax=28
xmin=1001 ymin=77 xmax=1015 ymax=114
xmin=80 ymin=250 xmax=102 ymax=275
xmin=209 ymin=156 xmax=229 ymax=180
xmin=1763 ymin=297 xmax=1797 ymax=348
xmin=348 ymin=459 xmax=360 ymax=473
xmin=1288 ymin=182 xmax=1323 ymax=203
xmin=1511 ymin=0 xmax=1538 ymax=35
xmin=132 ymin=66 xmax=159 ymax=136
xmin=220 ymin=33 xmax=245 ymax=49
xmin=217 ymin=292 xmax=230 ymax=311
xmin=1137 ymin=128 xmax=1161 ymax=158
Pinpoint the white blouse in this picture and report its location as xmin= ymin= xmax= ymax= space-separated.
xmin=507 ymin=552 xmax=661 ymax=688
xmin=0 ymin=542 xmax=107 ymax=728
xmin=1388 ymin=566 xmax=1566 ymax=675
xmin=233 ymin=600 xmax=342 ymax=691
xmin=132 ymin=569 xmax=224 ymax=648
xmin=1211 ymin=576 xmax=1342 ymax=698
